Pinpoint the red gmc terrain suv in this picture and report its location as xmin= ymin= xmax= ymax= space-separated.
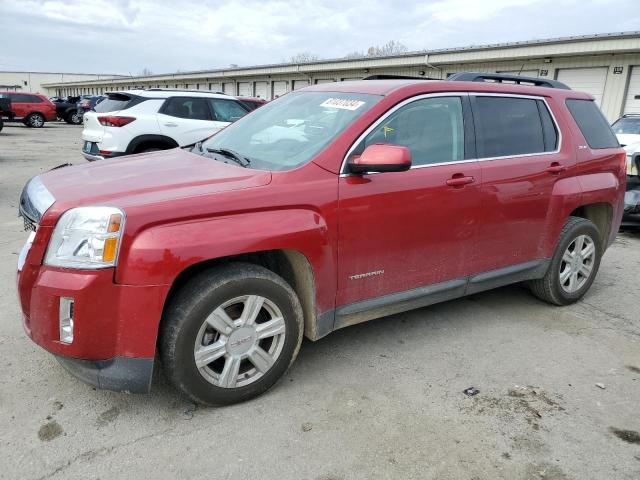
xmin=17 ymin=73 xmax=626 ymax=405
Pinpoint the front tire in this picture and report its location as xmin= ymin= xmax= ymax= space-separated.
xmin=529 ymin=216 xmax=602 ymax=305
xmin=159 ymin=263 xmax=304 ymax=406
xmin=26 ymin=113 xmax=45 ymax=128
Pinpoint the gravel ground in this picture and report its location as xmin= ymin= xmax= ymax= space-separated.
xmin=0 ymin=123 xmax=639 ymax=480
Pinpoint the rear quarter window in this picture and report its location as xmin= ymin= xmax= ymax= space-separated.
xmin=565 ymin=99 xmax=619 ymax=149
xmin=95 ymin=93 xmax=137 ymax=113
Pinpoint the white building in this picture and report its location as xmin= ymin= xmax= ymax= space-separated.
xmin=0 ymin=71 xmax=125 ymax=96
xmin=43 ymin=31 xmax=640 ymax=121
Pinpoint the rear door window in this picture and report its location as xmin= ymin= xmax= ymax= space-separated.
xmin=9 ymin=94 xmax=28 ymax=103
xmin=566 ymin=99 xmax=619 ymax=149
xmin=473 ymin=96 xmax=549 ymax=158
xmin=162 ymin=97 xmax=212 ymax=120
xmin=208 ymin=99 xmax=249 ymax=122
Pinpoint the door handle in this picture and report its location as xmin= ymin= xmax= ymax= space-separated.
xmin=546 ymin=162 xmax=566 ymax=174
xmin=164 ymin=122 xmax=178 ymax=127
xmin=446 ymin=174 xmax=475 ymax=187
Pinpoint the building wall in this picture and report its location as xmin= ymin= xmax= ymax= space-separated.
xmin=41 ymin=33 xmax=640 ymax=121
xmin=0 ymin=72 xmax=123 ymax=95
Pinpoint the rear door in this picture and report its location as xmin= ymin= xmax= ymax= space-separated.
xmin=337 ymin=94 xmax=482 ymax=306
xmin=9 ymin=94 xmax=28 ymax=118
xmin=471 ymin=94 xmax=575 ymax=274
xmin=158 ymin=96 xmax=219 ymax=145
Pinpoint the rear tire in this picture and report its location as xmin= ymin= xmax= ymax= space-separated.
xmin=529 ymin=216 xmax=602 ymax=305
xmin=67 ymin=110 xmax=82 ymax=125
xmin=25 ymin=113 xmax=45 ymax=128
xmin=159 ymin=263 xmax=304 ymax=406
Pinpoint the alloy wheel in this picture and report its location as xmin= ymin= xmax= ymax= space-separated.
xmin=558 ymin=234 xmax=596 ymax=293
xmin=193 ymin=295 xmax=286 ymax=388
xmin=30 ymin=114 xmax=44 ymax=127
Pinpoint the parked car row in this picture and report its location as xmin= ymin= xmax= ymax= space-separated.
xmin=0 ymin=89 xmax=265 ymax=132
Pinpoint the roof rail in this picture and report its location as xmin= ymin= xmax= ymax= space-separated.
xmin=144 ymin=88 xmax=227 ymax=95
xmin=362 ymin=74 xmax=439 ymax=81
xmin=447 ymin=72 xmax=571 ymax=90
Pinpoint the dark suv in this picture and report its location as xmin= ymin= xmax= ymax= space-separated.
xmin=17 ymin=73 xmax=626 ymax=405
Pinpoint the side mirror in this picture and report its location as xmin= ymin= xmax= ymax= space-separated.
xmin=348 ymin=144 xmax=412 ymax=174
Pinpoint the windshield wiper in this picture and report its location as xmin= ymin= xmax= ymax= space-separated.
xmin=206 ymin=148 xmax=251 ymax=167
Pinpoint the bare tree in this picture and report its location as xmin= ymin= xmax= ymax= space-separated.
xmin=344 ymin=40 xmax=408 ymax=59
xmin=344 ymin=51 xmax=366 ymax=59
xmin=140 ymin=67 xmax=153 ymax=76
xmin=369 ymin=40 xmax=408 ymax=57
xmin=290 ymin=52 xmax=320 ymax=63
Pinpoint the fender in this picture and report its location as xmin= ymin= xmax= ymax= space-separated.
xmin=577 ymin=171 xmax=624 ymax=246
xmin=115 ymin=208 xmax=336 ymax=314
xmin=126 ymin=134 xmax=179 ymax=153
xmin=540 ymin=176 xmax=583 ymax=258
xmin=542 ymin=172 xmax=620 ymax=257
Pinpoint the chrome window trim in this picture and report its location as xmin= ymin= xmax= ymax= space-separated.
xmin=339 ymin=92 xmax=562 ymax=176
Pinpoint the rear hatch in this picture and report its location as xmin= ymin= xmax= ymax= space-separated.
xmin=82 ymin=92 xmax=139 ymax=143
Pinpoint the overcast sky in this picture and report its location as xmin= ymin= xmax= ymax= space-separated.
xmin=1 ymin=0 xmax=639 ymax=75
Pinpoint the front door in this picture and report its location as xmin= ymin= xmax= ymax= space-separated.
xmin=337 ymin=95 xmax=482 ymax=307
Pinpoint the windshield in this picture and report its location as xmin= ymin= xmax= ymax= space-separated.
xmin=612 ymin=117 xmax=640 ymax=135
xmin=200 ymin=91 xmax=381 ymax=171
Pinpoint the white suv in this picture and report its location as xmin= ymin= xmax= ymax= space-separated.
xmin=612 ymin=114 xmax=640 ymax=175
xmin=81 ymin=89 xmax=250 ymax=161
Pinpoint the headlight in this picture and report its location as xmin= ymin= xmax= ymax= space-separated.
xmin=45 ymin=206 xmax=125 ymax=269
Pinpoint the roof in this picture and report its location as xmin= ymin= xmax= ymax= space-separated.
xmin=304 ymin=78 xmax=593 ymax=99
xmin=41 ymin=31 xmax=640 ymax=88
xmin=118 ymin=89 xmax=229 ymax=99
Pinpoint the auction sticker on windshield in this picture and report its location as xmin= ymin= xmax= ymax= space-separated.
xmin=320 ymin=98 xmax=365 ymax=110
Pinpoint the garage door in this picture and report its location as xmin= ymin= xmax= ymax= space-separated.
xmin=623 ymin=66 xmax=640 ymax=114
xmin=293 ymin=79 xmax=310 ymax=90
xmin=273 ymin=81 xmax=288 ymax=97
xmin=341 ymin=77 xmax=361 ymax=82
xmin=315 ymin=79 xmax=335 ymax=84
xmin=238 ymin=82 xmax=252 ymax=97
xmin=556 ymin=67 xmax=608 ymax=106
xmin=208 ymin=83 xmax=222 ymax=92
xmin=255 ymin=82 xmax=268 ymax=99
xmin=222 ymin=82 xmax=235 ymax=94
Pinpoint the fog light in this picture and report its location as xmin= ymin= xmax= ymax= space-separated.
xmin=59 ymin=297 xmax=74 ymax=344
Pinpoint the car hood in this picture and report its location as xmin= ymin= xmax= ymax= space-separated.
xmin=36 ymin=148 xmax=271 ymax=224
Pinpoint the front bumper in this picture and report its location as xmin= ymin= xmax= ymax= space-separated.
xmin=56 ymin=355 xmax=154 ymax=393
xmin=18 ymin=262 xmax=169 ymax=393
